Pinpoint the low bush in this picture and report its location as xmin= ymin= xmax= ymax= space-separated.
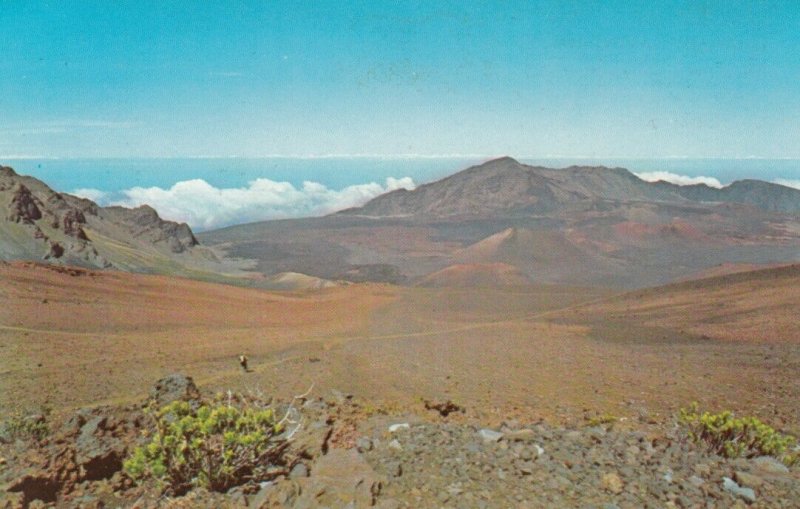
xmin=0 ymin=407 xmax=51 ymax=443
xmin=124 ymin=398 xmax=294 ymax=494
xmin=679 ymin=403 xmax=798 ymax=466
xmin=585 ymin=413 xmax=617 ymax=428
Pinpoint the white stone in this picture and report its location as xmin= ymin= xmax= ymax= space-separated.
xmin=478 ymin=429 xmax=504 ymax=443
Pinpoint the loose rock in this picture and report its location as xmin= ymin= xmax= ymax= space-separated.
xmin=149 ymin=373 xmax=200 ymax=406
xmin=478 ymin=429 xmax=504 ymax=443
xmin=722 ymin=477 xmax=757 ymax=503
xmin=600 ymin=472 xmax=624 ymax=494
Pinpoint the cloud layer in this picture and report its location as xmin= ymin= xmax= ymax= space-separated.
xmin=73 ymin=177 xmax=415 ymax=231
xmin=634 ymin=171 xmax=724 ymax=188
xmin=773 ymin=179 xmax=800 ymax=190
xmin=634 ymin=172 xmax=800 ymax=192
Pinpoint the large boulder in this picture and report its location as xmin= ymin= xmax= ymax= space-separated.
xmin=149 ymin=373 xmax=201 ymax=407
xmin=75 ymin=416 xmax=126 ymax=481
xmin=292 ymin=449 xmax=384 ymax=508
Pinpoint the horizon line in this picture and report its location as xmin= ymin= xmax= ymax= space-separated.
xmin=4 ymin=154 xmax=800 ymax=161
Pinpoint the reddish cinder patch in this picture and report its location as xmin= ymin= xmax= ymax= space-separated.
xmin=416 ymin=262 xmax=532 ymax=288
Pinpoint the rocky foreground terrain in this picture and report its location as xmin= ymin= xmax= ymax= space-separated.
xmin=2 ymin=375 xmax=798 ymax=508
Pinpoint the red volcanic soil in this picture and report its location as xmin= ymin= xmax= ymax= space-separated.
xmin=0 ymin=261 xmax=395 ymax=411
xmin=3 ymin=261 xmax=799 ymax=431
xmin=567 ymin=264 xmax=800 ymax=343
xmin=415 ymin=262 xmax=532 ymax=288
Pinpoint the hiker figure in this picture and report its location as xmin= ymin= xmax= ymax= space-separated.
xmin=239 ymin=354 xmax=248 ymax=372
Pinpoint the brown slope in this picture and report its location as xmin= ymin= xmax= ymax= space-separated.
xmin=452 ymin=227 xmax=627 ymax=285
xmin=676 ymin=262 xmax=794 ymax=281
xmin=415 ymin=262 xmax=532 ymax=288
xmin=564 ymin=264 xmax=800 ymax=342
xmin=456 ymin=227 xmax=596 ymax=266
xmin=0 ymin=261 xmax=395 ymax=411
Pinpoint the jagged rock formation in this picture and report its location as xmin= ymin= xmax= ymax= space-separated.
xmin=0 ymin=165 xmax=211 ymax=274
xmin=101 ymin=205 xmax=197 ymax=253
xmin=7 ymin=183 xmax=43 ymax=224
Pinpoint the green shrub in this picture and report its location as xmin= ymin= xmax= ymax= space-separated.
xmin=123 ymin=399 xmax=292 ymax=494
xmin=679 ymin=403 xmax=798 ymax=466
xmin=585 ymin=413 xmax=617 ymax=428
xmin=0 ymin=407 xmax=51 ymax=443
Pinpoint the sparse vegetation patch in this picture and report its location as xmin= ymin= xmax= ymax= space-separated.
xmin=585 ymin=413 xmax=618 ymax=428
xmin=0 ymin=407 xmax=51 ymax=443
xmin=124 ymin=398 xmax=294 ymax=494
xmin=679 ymin=403 xmax=798 ymax=466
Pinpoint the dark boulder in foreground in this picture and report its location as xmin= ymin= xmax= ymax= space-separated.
xmin=149 ymin=373 xmax=201 ymax=406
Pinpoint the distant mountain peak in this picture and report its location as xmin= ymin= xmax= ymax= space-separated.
xmin=340 ymin=157 xmax=800 ymax=219
xmin=482 ymin=156 xmax=521 ymax=166
xmin=466 ymin=156 xmax=525 ymax=173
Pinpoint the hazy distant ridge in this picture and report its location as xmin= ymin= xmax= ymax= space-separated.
xmin=341 ymin=157 xmax=800 ymax=218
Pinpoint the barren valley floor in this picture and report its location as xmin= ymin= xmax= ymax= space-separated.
xmin=2 ymin=262 xmax=798 ymax=435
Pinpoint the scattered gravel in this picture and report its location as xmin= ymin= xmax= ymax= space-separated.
xmin=360 ymin=421 xmax=800 ymax=508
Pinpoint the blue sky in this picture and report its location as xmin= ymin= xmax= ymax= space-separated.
xmin=1 ymin=1 xmax=799 ymax=158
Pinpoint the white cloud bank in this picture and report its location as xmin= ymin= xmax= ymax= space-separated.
xmin=634 ymin=171 xmax=724 ymax=188
xmin=634 ymin=172 xmax=800 ymax=191
xmin=773 ymin=179 xmax=800 ymax=190
xmin=73 ymin=177 xmax=415 ymax=231
xmin=72 ymin=188 xmax=110 ymax=202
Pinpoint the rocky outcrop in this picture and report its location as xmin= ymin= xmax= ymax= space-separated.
xmin=6 ymin=184 xmax=42 ymax=224
xmin=149 ymin=373 xmax=201 ymax=406
xmin=0 ymin=164 xmax=205 ymax=270
xmin=100 ymin=205 xmax=198 ymax=253
xmin=74 ymin=415 xmax=127 ymax=481
xmin=61 ymin=209 xmax=89 ymax=240
xmin=3 ymin=406 xmax=143 ymax=506
xmin=44 ymin=241 xmax=64 ymax=259
xmin=292 ymin=449 xmax=384 ymax=508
